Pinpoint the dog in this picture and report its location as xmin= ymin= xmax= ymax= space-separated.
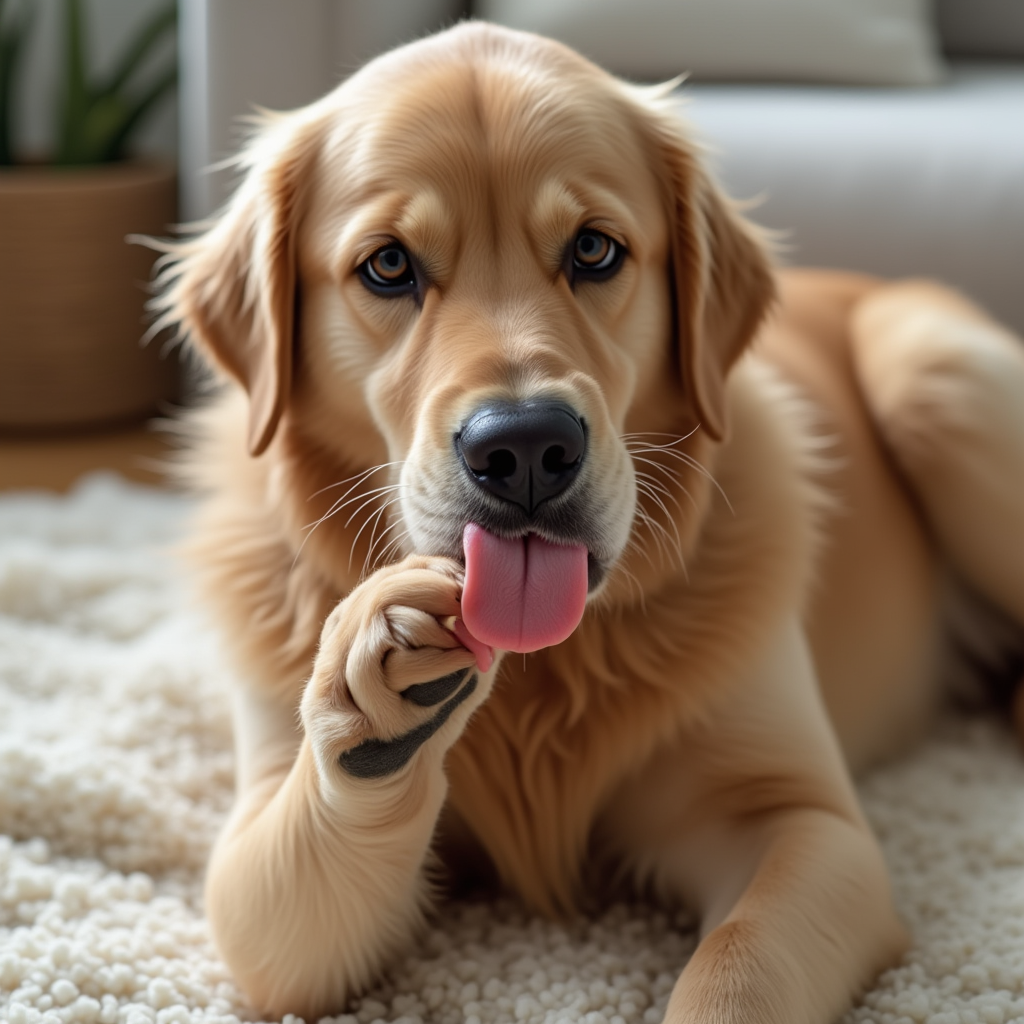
xmin=156 ymin=21 xmax=1024 ymax=1023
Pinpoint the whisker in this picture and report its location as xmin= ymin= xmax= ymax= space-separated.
xmin=349 ymin=494 xmax=404 ymax=573
xmin=343 ymin=486 xmax=404 ymax=530
xmin=365 ymin=515 xmax=409 ymax=572
xmin=373 ymin=527 xmax=413 ymax=569
xmin=622 ymin=530 xmax=658 ymax=572
xmin=346 ymin=489 xmax=405 ymax=532
xmin=634 ymin=465 xmax=700 ymax=517
xmin=634 ymin=470 xmax=685 ymax=514
xmin=303 ymin=483 xmax=402 ymax=532
xmin=307 ymin=461 xmax=404 ymax=502
xmin=635 ymin=487 xmax=685 ymax=567
xmin=293 ymin=462 xmax=405 ymax=571
xmin=608 ymin=538 xmax=648 ymax=610
xmin=632 ymin=504 xmax=669 ymax=559
xmin=630 ymin=455 xmax=691 ymax=505
xmin=633 ymin=446 xmax=733 ymax=514
xmin=629 ymin=453 xmax=683 ymax=483
xmin=360 ymin=499 xmax=397 ymax=579
xmin=636 ymin=481 xmax=683 ymax=543
xmin=618 ymin=565 xmax=647 ymax=613
xmin=621 ymin=425 xmax=700 ymax=445
xmin=633 ymin=502 xmax=688 ymax=581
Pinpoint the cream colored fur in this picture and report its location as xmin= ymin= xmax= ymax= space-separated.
xmin=156 ymin=23 xmax=1024 ymax=1024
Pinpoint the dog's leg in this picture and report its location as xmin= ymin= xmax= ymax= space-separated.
xmin=850 ymin=283 xmax=1024 ymax=631
xmin=599 ymin=620 xmax=907 ymax=1024
xmin=204 ymin=556 xmax=491 ymax=1020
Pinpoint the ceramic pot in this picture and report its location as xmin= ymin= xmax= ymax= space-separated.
xmin=0 ymin=160 xmax=179 ymax=430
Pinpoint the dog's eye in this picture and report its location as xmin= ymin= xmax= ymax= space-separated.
xmin=359 ymin=244 xmax=418 ymax=296
xmin=572 ymin=229 xmax=624 ymax=281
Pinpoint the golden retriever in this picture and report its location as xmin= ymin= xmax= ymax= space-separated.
xmin=157 ymin=22 xmax=1024 ymax=1023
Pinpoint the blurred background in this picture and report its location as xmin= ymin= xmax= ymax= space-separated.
xmin=0 ymin=0 xmax=1021 ymax=491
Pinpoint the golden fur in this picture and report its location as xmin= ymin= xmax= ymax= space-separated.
xmin=158 ymin=23 xmax=1024 ymax=1023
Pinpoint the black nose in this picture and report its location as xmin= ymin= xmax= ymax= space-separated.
xmin=456 ymin=400 xmax=586 ymax=513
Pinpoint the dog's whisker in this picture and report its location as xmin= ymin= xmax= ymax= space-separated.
xmin=364 ymin=515 xmax=410 ymax=574
xmin=299 ymin=481 xmax=401 ymax=561
xmin=634 ymin=467 xmax=700 ymax=518
xmin=343 ymin=487 xmax=404 ymax=530
xmin=349 ymin=495 xmax=404 ymax=574
xmin=623 ymin=531 xmax=659 ymax=573
xmin=360 ymin=505 xmax=396 ymax=580
xmin=621 ymin=425 xmax=701 ymax=447
xmin=635 ymin=446 xmax=734 ymax=514
xmin=634 ymin=470 xmax=686 ymax=514
xmin=635 ymin=485 xmax=685 ymax=565
xmin=633 ymin=500 xmax=688 ymax=580
xmin=608 ymin=541 xmax=648 ymax=611
xmin=359 ymin=499 xmax=394 ymax=578
xmin=628 ymin=452 xmax=685 ymax=482
xmin=292 ymin=482 xmax=405 ymax=572
xmin=372 ymin=527 xmax=413 ymax=569
xmin=630 ymin=455 xmax=688 ymax=502
xmin=333 ymin=484 xmax=403 ymax=526
xmin=632 ymin=504 xmax=670 ymax=559
xmin=620 ymin=566 xmax=647 ymax=613
xmin=635 ymin=481 xmax=684 ymax=549
xmin=305 ymin=483 xmax=403 ymax=532
xmin=366 ymin=515 xmax=403 ymax=562
xmin=634 ymin=514 xmax=674 ymax=574
xmin=307 ymin=461 xmax=405 ymax=502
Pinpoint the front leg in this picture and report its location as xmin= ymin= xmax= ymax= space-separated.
xmin=665 ymin=806 xmax=905 ymax=1024
xmin=205 ymin=556 xmax=495 ymax=1020
xmin=600 ymin=621 xmax=907 ymax=1024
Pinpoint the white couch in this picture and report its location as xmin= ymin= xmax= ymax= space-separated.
xmin=683 ymin=63 xmax=1024 ymax=336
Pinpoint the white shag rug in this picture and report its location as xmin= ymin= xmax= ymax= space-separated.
xmin=3 ymin=474 xmax=1024 ymax=1024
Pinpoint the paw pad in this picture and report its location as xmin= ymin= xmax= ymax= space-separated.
xmin=339 ymin=672 xmax=478 ymax=779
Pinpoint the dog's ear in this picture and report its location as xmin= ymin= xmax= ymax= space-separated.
xmin=644 ymin=106 xmax=777 ymax=441
xmin=164 ymin=120 xmax=313 ymax=456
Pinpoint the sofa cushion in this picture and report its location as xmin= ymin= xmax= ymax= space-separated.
xmin=475 ymin=0 xmax=944 ymax=85
xmin=682 ymin=63 xmax=1024 ymax=335
xmin=935 ymin=0 xmax=1024 ymax=58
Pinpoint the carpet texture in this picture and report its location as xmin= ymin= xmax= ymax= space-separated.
xmin=3 ymin=474 xmax=1024 ymax=1024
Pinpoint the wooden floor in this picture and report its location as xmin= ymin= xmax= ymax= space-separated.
xmin=0 ymin=422 xmax=174 ymax=493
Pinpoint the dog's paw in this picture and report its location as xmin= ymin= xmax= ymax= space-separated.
xmin=300 ymin=556 xmax=491 ymax=781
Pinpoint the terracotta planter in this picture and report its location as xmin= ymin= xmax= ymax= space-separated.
xmin=0 ymin=160 xmax=179 ymax=430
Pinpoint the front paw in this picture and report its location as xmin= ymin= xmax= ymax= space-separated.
xmin=301 ymin=556 xmax=493 ymax=781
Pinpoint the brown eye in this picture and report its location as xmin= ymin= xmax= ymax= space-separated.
xmin=571 ymin=229 xmax=624 ymax=281
xmin=359 ymin=243 xmax=417 ymax=295
xmin=369 ymin=247 xmax=408 ymax=280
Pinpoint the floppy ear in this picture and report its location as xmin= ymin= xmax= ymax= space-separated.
xmin=163 ymin=120 xmax=311 ymax=456
xmin=653 ymin=115 xmax=777 ymax=441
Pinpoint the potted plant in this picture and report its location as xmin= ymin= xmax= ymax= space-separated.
xmin=0 ymin=0 xmax=178 ymax=430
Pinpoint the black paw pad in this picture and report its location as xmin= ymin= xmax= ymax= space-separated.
xmin=401 ymin=670 xmax=469 ymax=707
xmin=339 ymin=673 xmax=478 ymax=780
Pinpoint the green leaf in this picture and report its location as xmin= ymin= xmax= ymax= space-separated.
xmin=77 ymin=91 xmax=129 ymax=162
xmin=55 ymin=0 xmax=94 ymax=164
xmin=98 ymin=59 xmax=176 ymax=162
xmin=0 ymin=0 xmax=34 ymax=165
xmin=99 ymin=1 xmax=176 ymax=100
xmin=54 ymin=0 xmax=178 ymax=165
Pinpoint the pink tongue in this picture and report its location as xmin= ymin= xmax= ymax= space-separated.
xmin=461 ymin=523 xmax=589 ymax=653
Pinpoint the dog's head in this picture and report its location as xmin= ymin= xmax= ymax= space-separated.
xmin=163 ymin=23 xmax=774 ymax=642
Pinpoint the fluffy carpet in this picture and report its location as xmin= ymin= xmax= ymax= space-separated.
xmin=3 ymin=474 xmax=1024 ymax=1024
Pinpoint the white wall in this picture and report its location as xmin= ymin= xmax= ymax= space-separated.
xmin=178 ymin=0 xmax=334 ymax=222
